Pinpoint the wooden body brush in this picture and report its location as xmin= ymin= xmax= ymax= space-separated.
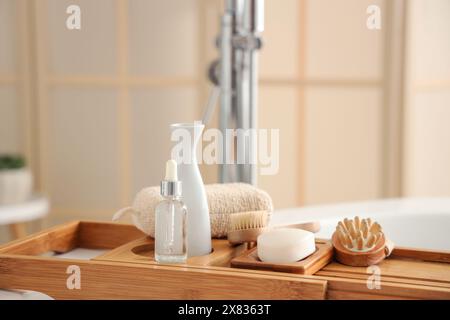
xmin=227 ymin=211 xmax=320 ymax=247
xmin=332 ymin=216 xmax=394 ymax=266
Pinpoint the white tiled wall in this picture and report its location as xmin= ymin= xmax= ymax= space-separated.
xmin=42 ymin=0 xmax=202 ymax=218
xmin=403 ymin=0 xmax=450 ymax=197
xmin=0 ymin=0 xmax=449 ymax=229
xmin=47 ymin=0 xmax=117 ymax=75
xmin=47 ymin=88 xmax=121 ymax=211
xmin=0 ymin=0 xmax=17 ymax=73
xmin=407 ymin=0 xmax=450 ymax=82
xmin=0 ymin=0 xmax=25 ymax=242
xmin=0 ymin=0 xmax=388 ymax=216
xmin=258 ymin=87 xmax=301 ymax=207
xmin=0 ymin=86 xmax=20 ymax=154
xmin=0 ymin=0 xmax=19 ymax=156
xmin=304 ymin=87 xmax=383 ymax=204
xmin=404 ymin=91 xmax=450 ymax=196
xmin=128 ymin=0 xmax=199 ymax=77
xmin=305 ymin=0 xmax=385 ymax=79
xmin=260 ymin=0 xmax=301 ymax=80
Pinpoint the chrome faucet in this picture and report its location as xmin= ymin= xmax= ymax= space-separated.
xmin=208 ymin=0 xmax=264 ymax=185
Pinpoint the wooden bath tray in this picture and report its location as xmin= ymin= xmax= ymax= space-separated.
xmin=0 ymin=220 xmax=449 ymax=300
xmin=0 ymin=221 xmax=327 ymax=299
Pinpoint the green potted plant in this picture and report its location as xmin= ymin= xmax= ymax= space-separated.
xmin=0 ymin=155 xmax=33 ymax=204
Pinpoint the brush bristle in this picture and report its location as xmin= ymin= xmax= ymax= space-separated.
xmin=229 ymin=211 xmax=269 ymax=232
xmin=336 ymin=216 xmax=383 ymax=252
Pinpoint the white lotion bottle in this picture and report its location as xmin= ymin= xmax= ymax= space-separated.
xmin=171 ymin=122 xmax=212 ymax=257
xmin=155 ymin=160 xmax=187 ymax=263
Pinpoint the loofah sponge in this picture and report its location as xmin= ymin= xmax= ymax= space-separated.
xmin=113 ymin=183 xmax=273 ymax=239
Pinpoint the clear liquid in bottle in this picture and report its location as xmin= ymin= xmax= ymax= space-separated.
xmin=154 ymin=159 xmax=187 ymax=264
xmin=155 ymin=196 xmax=187 ymax=263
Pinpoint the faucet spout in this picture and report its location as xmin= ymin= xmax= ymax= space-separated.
xmin=212 ymin=0 xmax=264 ymax=185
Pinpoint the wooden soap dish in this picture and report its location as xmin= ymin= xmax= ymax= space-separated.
xmin=230 ymin=239 xmax=333 ymax=275
xmin=332 ymin=232 xmax=394 ymax=267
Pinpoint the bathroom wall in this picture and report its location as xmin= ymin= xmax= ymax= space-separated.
xmin=3 ymin=0 xmax=206 ymax=226
xmin=211 ymin=0 xmax=388 ymax=207
xmin=0 ymin=0 xmax=22 ymax=156
xmin=402 ymin=0 xmax=450 ymax=197
xmin=0 ymin=0 xmax=26 ymax=241
xmin=0 ymin=0 xmax=449 ymax=237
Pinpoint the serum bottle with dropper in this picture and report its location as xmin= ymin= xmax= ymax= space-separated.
xmin=155 ymin=160 xmax=187 ymax=263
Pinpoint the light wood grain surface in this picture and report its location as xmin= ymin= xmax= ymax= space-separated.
xmin=0 ymin=221 xmax=449 ymax=300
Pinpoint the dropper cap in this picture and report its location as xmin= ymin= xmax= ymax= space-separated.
xmin=160 ymin=160 xmax=182 ymax=197
xmin=164 ymin=159 xmax=178 ymax=181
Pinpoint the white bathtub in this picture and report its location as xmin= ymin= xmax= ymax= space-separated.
xmin=271 ymin=197 xmax=450 ymax=251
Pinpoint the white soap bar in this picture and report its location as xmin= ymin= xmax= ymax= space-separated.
xmin=257 ymin=228 xmax=316 ymax=263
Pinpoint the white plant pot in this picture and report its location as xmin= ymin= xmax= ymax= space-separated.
xmin=0 ymin=168 xmax=33 ymax=205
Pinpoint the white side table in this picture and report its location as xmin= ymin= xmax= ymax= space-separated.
xmin=0 ymin=196 xmax=49 ymax=239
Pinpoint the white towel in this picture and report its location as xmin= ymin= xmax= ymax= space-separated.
xmin=113 ymin=183 xmax=273 ymax=238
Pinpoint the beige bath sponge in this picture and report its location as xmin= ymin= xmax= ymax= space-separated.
xmin=113 ymin=183 xmax=273 ymax=238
